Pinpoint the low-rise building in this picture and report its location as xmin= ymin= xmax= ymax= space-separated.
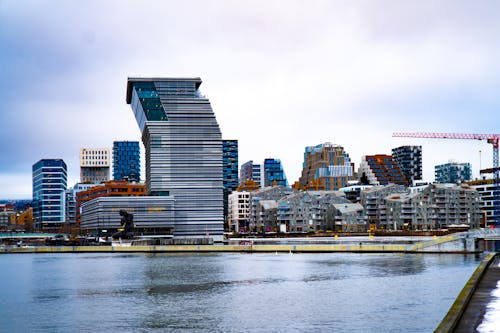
xmin=228 ymin=191 xmax=250 ymax=232
xmin=277 ymin=191 xmax=365 ymax=233
xmin=80 ymin=196 xmax=175 ymax=235
xmin=76 ymin=180 xmax=146 ymax=225
xmin=0 ymin=204 xmax=16 ymax=230
xmin=338 ymin=184 xmax=374 ymax=203
xmin=248 ymin=186 xmax=294 ymax=232
xmin=361 ymin=183 xmax=481 ymax=230
xmin=360 ymin=184 xmax=408 ymax=229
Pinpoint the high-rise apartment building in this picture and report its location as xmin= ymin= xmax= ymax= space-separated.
xmin=126 ymin=77 xmax=223 ymax=240
xmin=32 ymin=159 xmax=67 ymax=231
xmin=392 ymin=145 xmax=422 ymax=183
xmin=80 ymin=148 xmax=110 ymax=183
xmin=298 ymin=143 xmax=353 ymax=191
xmin=223 ymin=140 xmax=239 ymax=224
xmin=358 ymin=155 xmax=409 ymax=186
xmin=240 ymin=160 xmax=262 ymax=188
xmin=263 ymin=158 xmax=288 ymax=187
xmin=435 ymin=162 xmax=472 ymax=184
xmin=113 ymin=141 xmax=140 ymax=182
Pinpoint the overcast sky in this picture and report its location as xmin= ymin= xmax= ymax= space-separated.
xmin=1 ymin=0 xmax=500 ymax=199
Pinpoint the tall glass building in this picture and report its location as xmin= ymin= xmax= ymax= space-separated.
xmin=113 ymin=141 xmax=140 ymax=182
xmin=263 ymin=158 xmax=288 ymax=187
xmin=223 ymin=140 xmax=238 ymax=224
xmin=126 ymin=77 xmax=223 ymax=240
xmin=32 ymin=159 xmax=67 ymax=231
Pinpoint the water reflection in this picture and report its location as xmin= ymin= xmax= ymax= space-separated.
xmin=359 ymin=255 xmax=426 ymax=277
xmin=0 ymin=253 xmax=483 ymax=333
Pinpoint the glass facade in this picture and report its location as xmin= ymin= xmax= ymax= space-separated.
xmin=127 ymin=77 xmax=223 ymax=240
xmin=113 ymin=141 xmax=140 ymax=182
xmin=223 ymin=140 xmax=239 ymax=223
xmin=263 ymin=158 xmax=288 ymax=187
xmin=32 ymin=159 xmax=67 ymax=231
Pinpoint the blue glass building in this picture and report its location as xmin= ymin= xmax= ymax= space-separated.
xmin=223 ymin=140 xmax=238 ymax=224
xmin=113 ymin=141 xmax=140 ymax=182
xmin=263 ymin=158 xmax=288 ymax=187
xmin=32 ymin=159 xmax=67 ymax=231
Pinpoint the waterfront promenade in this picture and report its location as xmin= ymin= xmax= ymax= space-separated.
xmin=435 ymin=253 xmax=500 ymax=332
xmin=0 ymin=231 xmax=491 ymax=254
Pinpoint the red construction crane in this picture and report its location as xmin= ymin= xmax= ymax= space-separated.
xmin=392 ymin=132 xmax=500 ymax=227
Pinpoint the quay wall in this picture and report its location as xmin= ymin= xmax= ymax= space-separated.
xmin=0 ymin=243 xmax=432 ymax=254
xmin=434 ymin=252 xmax=497 ymax=333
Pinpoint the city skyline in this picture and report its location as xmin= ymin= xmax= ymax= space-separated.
xmin=2 ymin=0 xmax=500 ymax=199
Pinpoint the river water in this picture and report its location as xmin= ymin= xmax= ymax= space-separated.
xmin=0 ymin=252 xmax=482 ymax=332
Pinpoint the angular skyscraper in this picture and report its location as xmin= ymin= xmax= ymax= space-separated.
xmin=392 ymin=145 xmax=422 ymax=184
xmin=263 ymin=158 xmax=288 ymax=187
xmin=32 ymin=159 xmax=67 ymax=231
xmin=223 ymin=140 xmax=238 ymax=224
xmin=126 ymin=77 xmax=223 ymax=239
xmin=113 ymin=141 xmax=140 ymax=182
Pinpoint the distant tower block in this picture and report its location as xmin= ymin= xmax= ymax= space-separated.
xmin=80 ymin=148 xmax=110 ymax=183
xmin=113 ymin=141 xmax=140 ymax=182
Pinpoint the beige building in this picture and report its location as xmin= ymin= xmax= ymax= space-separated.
xmin=80 ymin=148 xmax=110 ymax=183
xmin=228 ymin=191 xmax=251 ymax=232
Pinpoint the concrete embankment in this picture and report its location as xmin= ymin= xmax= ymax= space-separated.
xmin=3 ymin=231 xmax=495 ymax=254
xmin=1 ymin=243 xmax=409 ymax=254
xmin=434 ymin=252 xmax=497 ymax=333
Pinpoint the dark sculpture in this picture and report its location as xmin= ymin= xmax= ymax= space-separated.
xmin=112 ymin=210 xmax=135 ymax=239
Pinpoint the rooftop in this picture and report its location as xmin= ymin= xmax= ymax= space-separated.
xmin=126 ymin=77 xmax=202 ymax=104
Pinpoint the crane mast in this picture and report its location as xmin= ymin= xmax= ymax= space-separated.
xmin=393 ymin=132 xmax=500 ymax=227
